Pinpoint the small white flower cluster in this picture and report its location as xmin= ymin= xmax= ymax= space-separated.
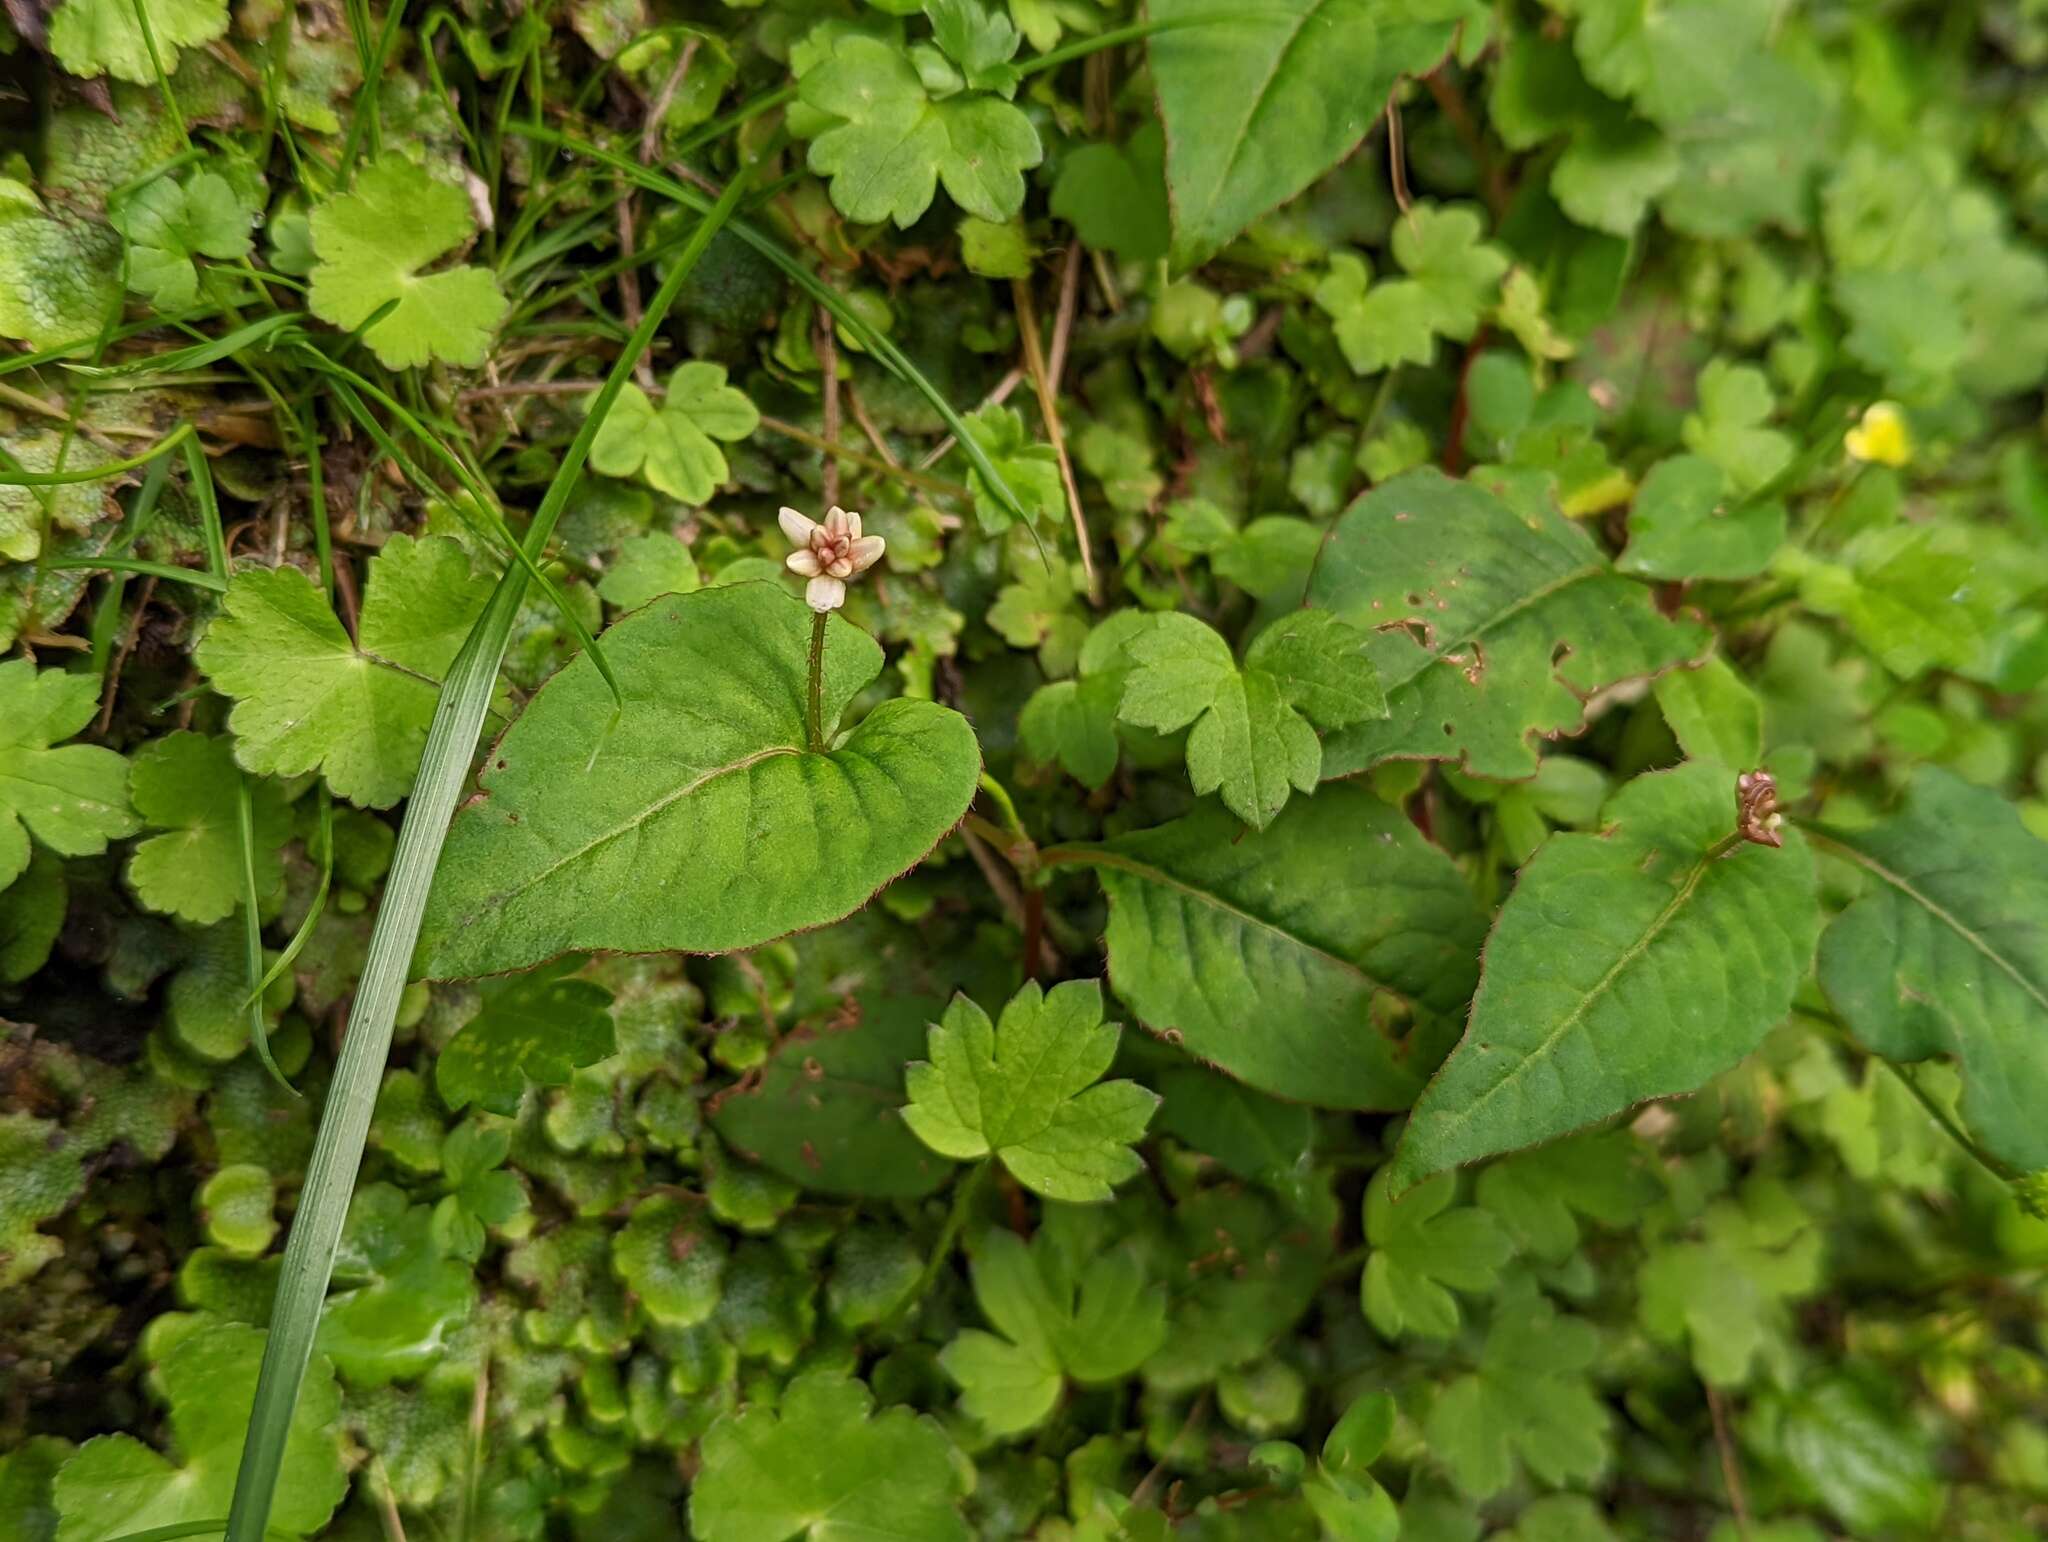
xmin=779 ymin=505 xmax=884 ymax=613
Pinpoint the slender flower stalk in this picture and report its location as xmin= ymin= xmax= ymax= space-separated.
xmin=807 ymin=610 xmax=828 ymax=751
xmin=781 ymin=504 xmax=885 ymax=750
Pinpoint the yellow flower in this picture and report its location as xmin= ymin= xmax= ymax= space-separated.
xmin=1845 ymin=401 xmax=1912 ymax=468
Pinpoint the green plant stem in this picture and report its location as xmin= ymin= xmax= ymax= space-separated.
xmin=236 ymin=781 xmax=291 ymax=1094
xmin=45 ymin=556 xmax=227 ymax=592
xmin=976 ymin=772 xmax=1031 ymax=847
xmin=221 ymin=164 xmax=753 ymax=1542
xmin=892 ymin=1159 xmax=990 ymax=1326
xmin=126 ymin=0 xmax=190 ymax=148
xmin=806 ymin=609 xmax=828 ymax=751
xmin=0 ymin=423 xmax=195 ymax=486
xmin=1015 ymin=13 xmax=1250 ymax=78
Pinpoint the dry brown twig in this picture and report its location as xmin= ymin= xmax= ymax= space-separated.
xmin=1014 ymin=256 xmax=1098 ymax=604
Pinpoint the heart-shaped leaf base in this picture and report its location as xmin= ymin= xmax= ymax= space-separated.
xmin=417 ymin=583 xmax=980 ymax=977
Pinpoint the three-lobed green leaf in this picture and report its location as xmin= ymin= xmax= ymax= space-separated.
xmin=689 ymin=1371 xmax=970 ymax=1542
xmin=1117 ymin=609 xmax=1384 ymax=829
xmin=126 ymin=732 xmax=290 ymax=926
xmin=198 ymin=537 xmax=496 ymax=809
xmin=52 ymin=1321 xmax=345 ymax=1540
xmin=940 ymin=1226 xmax=1166 ymax=1435
xmin=587 ymin=362 xmax=760 ymax=505
xmin=0 ymin=660 xmax=136 ymax=895
xmin=800 ymin=35 xmax=1041 ymax=228
xmin=307 ymin=158 xmax=509 ymax=370
xmin=1361 ymin=1169 xmax=1513 ymax=1341
xmin=901 ymin=980 xmax=1159 ymax=1202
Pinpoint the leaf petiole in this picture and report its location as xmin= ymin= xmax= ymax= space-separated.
xmin=889 ymin=1157 xmax=990 ymax=1329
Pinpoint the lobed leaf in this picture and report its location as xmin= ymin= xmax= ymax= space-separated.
xmin=197 ymin=537 xmax=495 ymax=810
xmin=901 ymin=979 xmax=1159 ymax=1202
xmin=689 ymin=1371 xmax=970 ymax=1542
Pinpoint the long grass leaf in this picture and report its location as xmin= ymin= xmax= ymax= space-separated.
xmin=0 ymin=423 xmax=196 ymax=486
xmin=239 ymin=790 xmax=334 ymax=1012
xmin=182 ymin=436 xmax=229 ymax=582
xmin=221 ymin=163 xmax=754 ymax=1542
xmin=237 ymin=779 xmax=293 ymax=1094
xmin=511 ymin=126 xmax=1036 ymax=530
xmin=46 ymin=556 xmax=229 ymax=592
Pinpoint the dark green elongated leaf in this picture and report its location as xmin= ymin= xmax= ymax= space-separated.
xmin=1153 ymin=1065 xmax=1313 ymax=1199
xmin=710 ymin=991 xmax=953 ymax=1199
xmin=1815 ymin=768 xmax=2048 ymax=1174
xmin=416 ymin=583 xmax=980 ymax=978
xmin=1045 ymin=783 xmax=1488 ymax=1109
xmin=1391 ymin=762 xmax=1819 ymax=1191
xmin=1308 ymin=468 xmax=1707 ymax=780
xmin=1148 ymin=0 xmax=1455 ymax=270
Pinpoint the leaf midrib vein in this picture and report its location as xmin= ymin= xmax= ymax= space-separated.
xmin=474 ymin=744 xmax=803 ymax=915
xmin=1425 ymin=842 xmax=1721 ymax=1144
xmin=1188 ymin=0 xmax=1328 ymax=232
xmin=1823 ymin=836 xmax=2048 ymax=1019
xmin=1071 ymin=847 xmax=1381 ymax=988
xmin=1379 ymin=561 xmax=1605 ymax=696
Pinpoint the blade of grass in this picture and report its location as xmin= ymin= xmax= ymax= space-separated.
xmin=239 ymin=789 xmax=333 ymax=1012
xmin=237 ymin=778 xmax=292 ymax=1093
xmin=46 ymin=556 xmax=229 ymax=592
xmin=511 ymin=126 xmax=1038 ymax=531
xmin=308 ymin=362 xmax=623 ymax=706
xmin=124 ymin=0 xmax=190 ymax=148
xmin=73 ymin=314 xmax=303 ymax=379
xmin=221 ymin=162 xmax=754 ymax=1542
xmin=183 ymin=436 xmax=229 ymax=582
xmin=299 ymin=396 xmax=333 ymax=596
xmin=86 ymin=452 xmax=174 ymax=675
xmin=0 ymin=423 xmax=196 ymax=485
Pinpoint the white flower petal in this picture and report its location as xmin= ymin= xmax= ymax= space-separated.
xmin=842 ymin=509 xmax=863 ymax=540
xmin=805 ymin=575 xmax=846 ymax=612
xmin=823 ymin=506 xmax=853 ymax=541
xmin=786 ymin=550 xmax=823 ymax=577
xmin=778 ymin=506 xmax=817 ymax=546
xmin=847 ymin=535 xmax=885 ymax=573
